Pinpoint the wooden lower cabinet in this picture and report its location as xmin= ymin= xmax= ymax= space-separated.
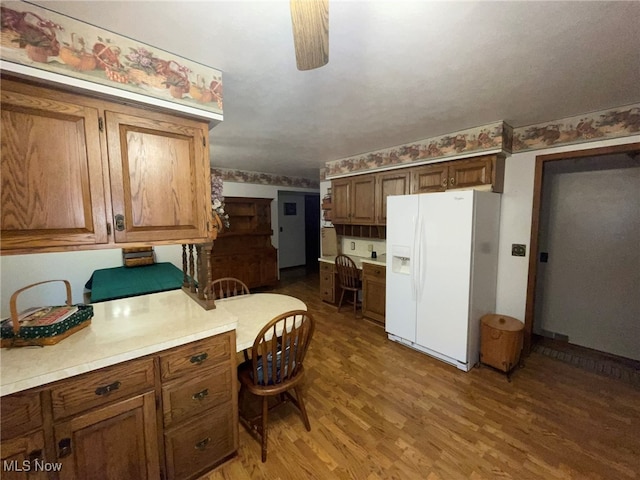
xmin=0 ymin=331 xmax=238 ymax=480
xmin=362 ymin=263 xmax=386 ymax=325
xmin=319 ymin=261 xmax=337 ymax=304
xmin=54 ymin=392 xmax=159 ymax=480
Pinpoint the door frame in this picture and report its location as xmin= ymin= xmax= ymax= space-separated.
xmin=523 ymin=142 xmax=640 ymax=354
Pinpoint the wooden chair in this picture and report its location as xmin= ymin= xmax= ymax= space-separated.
xmin=334 ymin=254 xmax=362 ymax=317
xmin=204 ymin=277 xmax=250 ymax=300
xmin=237 ymin=310 xmax=315 ymax=462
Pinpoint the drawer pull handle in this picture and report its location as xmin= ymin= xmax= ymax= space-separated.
xmin=195 ymin=437 xmax=210 ymax=450
xmin=95 ymin=381 xmax=121 ymax=396
xmin=58 ymin=438 xmax=72 ymax=458
xmin=190 ymin=352 xmax=208 ymax=364
xmin=192 ymin=388 xmax=209 ymax=401
xmin=28 ymin=449 xmax=43 ymax=463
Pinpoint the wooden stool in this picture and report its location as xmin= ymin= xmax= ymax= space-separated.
xmin=480 ymin=314 xmax=524 ymax=381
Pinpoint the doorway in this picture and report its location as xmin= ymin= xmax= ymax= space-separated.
xmin=525 ymin=143 xmax=640 ymax=359
xmin=277 ymin=191 xmax=320 ymax=271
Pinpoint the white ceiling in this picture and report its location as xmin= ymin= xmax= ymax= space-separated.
xmin=34 ymin=1 xmax=640 ymax=180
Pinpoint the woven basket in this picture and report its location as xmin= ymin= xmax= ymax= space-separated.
xmin=0 ymin=30 xmax=21 ymax=50
xmin=128 ymin=68 xmax=166 ymax=89
xmin=1 ymin=280 xmax=93 ymax=348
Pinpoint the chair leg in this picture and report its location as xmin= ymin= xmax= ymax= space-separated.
xmin=294 ymin=386 xmax=311 ymax=431
xmin=261 ymin=396 xmax=269 ymax=462
xmin=353 ymin=290 xmax=358 ymax=317
xmin=337 ymin=288 xmax=345 ymax=312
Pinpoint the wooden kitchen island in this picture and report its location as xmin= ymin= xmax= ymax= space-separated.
xmin=0 ymin=290 xmax=305 ymax=480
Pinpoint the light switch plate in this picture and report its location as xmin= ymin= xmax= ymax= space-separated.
xmin=512 ymin=244 xmax=526 ymax=256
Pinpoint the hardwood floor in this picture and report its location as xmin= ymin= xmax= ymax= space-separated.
xmin=201 ymin=267 xmax=640 ymax=480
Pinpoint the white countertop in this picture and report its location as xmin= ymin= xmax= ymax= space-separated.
xmin=318 ymin=253 xmax=386 ymax=268
xmin=0 ymin=290 xmax=305 ymax=396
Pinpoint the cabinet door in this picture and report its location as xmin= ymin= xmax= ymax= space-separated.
xmin=351 ymin=175 xmax=376 ymax=224
xmin=260 ymin=249 xmax=278 ymax=286
xmin=411 ymin=163 xmax=448 ymax=193
xmin=0 ymin=430 xmax=48 ymax=480
xmin=375 ymin=171 xmax=410 ymax=224
xmin=54 ymin=391 xmax=160 ymax=480
xmin=331 ymin=179 xmax=351 ymax=224
xmin=319 ymin=262 xmax=336 ymax=303
xmin=362 ymin=265 xmax=386 ymax=324
xmin=105 ymin=110 xmax=210 ymax=243
xmin=448 ymin=155 xmax=493 ymax=189
xmin=1 ymin=85 xmax=108 ymax=250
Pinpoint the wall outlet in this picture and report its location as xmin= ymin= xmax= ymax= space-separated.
xmin=350 ymin=241 xmax=355 ymax=250
xmin=511 ymin=244 xmax=526 ymax=256
xmin=367 ymin=244 xmax=373 ymax=252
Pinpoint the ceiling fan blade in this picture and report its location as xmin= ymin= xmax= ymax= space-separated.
xmin=290 ymin=0 xmax=329 ymax=71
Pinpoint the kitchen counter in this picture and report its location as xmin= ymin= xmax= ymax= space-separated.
xmin=319 ymin=253 xmax=387 ymax=268
xmin=0 ymin=289 xmax=238 ymax=396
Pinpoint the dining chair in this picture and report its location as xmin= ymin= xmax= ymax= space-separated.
xmin=237 ymin=309 xmax=315 ymax=462
xmin=205 ymin=277 xmax=250 ymax=300
xmin=334 ymin=254 xmax=362 ymax=318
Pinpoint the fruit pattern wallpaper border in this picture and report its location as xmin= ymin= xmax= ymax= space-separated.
xmin=325 ymin=121 xmax=510 ymax=178
xmin=324 ymin=104 xmax=639 ymax=178
xmin=0 ymin=1 xmax=223 ymax=115
xmin=212 ymin=168 xmax=320 ymax=190
xmin=512 ymin=104 xmax=639 ymax=152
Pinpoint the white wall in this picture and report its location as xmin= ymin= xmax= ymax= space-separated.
xmin=0 ymin=180 xmax=318 ymax=316
xmin=494 ymin=135 xmax=640 ymax=322
xmin=277 ymin=191 xmax=307 ymax=268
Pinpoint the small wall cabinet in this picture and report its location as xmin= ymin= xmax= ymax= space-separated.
xmin=0 ymin=77 xmax=213 ymax=254
xmin=362 ymin=263 xmax=386 ymax=325
xmin=411 ymin=154 xmax=504 ymax=193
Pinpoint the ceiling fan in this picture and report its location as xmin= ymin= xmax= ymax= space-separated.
xmin=290 ymin=0 xmax=329 ymax=70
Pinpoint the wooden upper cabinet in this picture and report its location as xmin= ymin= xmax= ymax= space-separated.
xmin=0 ymin=85 xmax=108 ymax=250
xmin=331 ymin=178 xmax=351 ymax=224
xmin=105 ymin=110 xmax=210 ymax=243
xmin=411 ymin=163 xmax=448 ymax=193
xmin=448 ymin=155 xmax=493 ymax=190
xmin=331 ymin=175 xmax=375 ymax=224
xmin=375 ymin=171 xmax=410 ymax=224
xmin=0 ymin=78 xmax=212 ymax=253
xmin=351 ymin=175 xmax=375 ymax=224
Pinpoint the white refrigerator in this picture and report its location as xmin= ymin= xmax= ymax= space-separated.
xmin=385 ymin=190 xmax=501 ymax=371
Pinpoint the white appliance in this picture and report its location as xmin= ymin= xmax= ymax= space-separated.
xmin=385 ymin=190 xmax=501 ymax=371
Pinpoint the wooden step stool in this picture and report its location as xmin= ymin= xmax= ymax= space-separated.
xmin=480 ymin=314 xmax=524 ymax=381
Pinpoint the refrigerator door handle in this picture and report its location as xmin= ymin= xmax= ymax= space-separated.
xmin=419 ymin=216 xmax=427 ymax=299
xmin=410 ymin=215 xmax=418 ymax=300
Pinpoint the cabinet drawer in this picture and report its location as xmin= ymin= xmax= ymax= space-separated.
xmin=164 ymin=401 xmax=235 ymax=480
xmin=363 ymin=263 xmax=386 ymax=279
xmin=319 ymin=262 xmax=334 ymax=273
xmin=159 ymin=332 xmax=233 ymax=382
xmin=50 ymin=358 xmax=155 ymax=420
xmin=0 ymin=390 xmax=43 ymax=440
xmin=162 ymin=363 xmax=232 ymax=427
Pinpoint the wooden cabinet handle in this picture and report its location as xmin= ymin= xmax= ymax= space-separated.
xmin=190 ymin=352 xmax=208 ymax=364
xmin=95 ymin=381 xmax=121 ymax=396
xmin=450 ymin=177 xmax=456 ymax=186
xmin=58 ymin=438 xmax=72 ymax=458
xmin=114 ymin=214 xmax=125 ymax=231
xmin=441 ymin=178 xmax=448 ymax=187
xmin=191 ymin=388 xmax=209 ymax=401
xmin=194 ymin=437 xmax=210 ymax=450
